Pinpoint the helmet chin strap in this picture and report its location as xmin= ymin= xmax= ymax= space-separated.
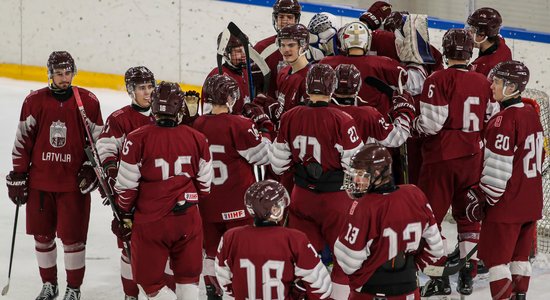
xmin=502 ymin=86 xmax=520 ymax=99
xmin=226 ymin=99 xmax=236 ymax=113
xmin=474 ymin=34 xmax=488 ymax=45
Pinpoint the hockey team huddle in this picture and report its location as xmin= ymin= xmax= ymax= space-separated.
xmin=4 ymin=0 xmax=545 ymax=299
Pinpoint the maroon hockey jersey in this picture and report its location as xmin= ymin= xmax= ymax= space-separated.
xmin=334 ymin=185 xmax=444 ymax=290
xmin=12 ymin=87 xmax=103 ymax=192
xmin=276 ymin=64 xmax=310 ymax=114
xmin=481 ymin=100 xmax=544 ymax=223
xmin=413 ymin=67 xmax=493 ymax=164
xmin=320 ymin=55 xmax=404 ymax=115
xmin=270 ymin=102 xmax=363 ymax=175
xmin=254 ymin=35 xmax=284 ymax=99
xmin=330 ymin=102 xmax=410 ymax=148
xmin=202 ymin=65 xmax=250 ymax=115
xmin=193 ymin=113 xmax=269 ymax=223
xmin=115 ymin=124 xmax=212 ymax=224
xmin=470 ymin=37 xmax=512 ymax=77
xmin=97 ymin=105 xmax=154 ymax=166
xmin=215 ymin=225 xmax=332 ymax=300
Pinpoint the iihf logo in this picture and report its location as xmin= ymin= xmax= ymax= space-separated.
xmin=50 ymin=120 xmax=67 ymax=148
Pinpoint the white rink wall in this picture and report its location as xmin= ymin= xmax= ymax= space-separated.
xmin=1 ymin=0 xmax=549 ymax=91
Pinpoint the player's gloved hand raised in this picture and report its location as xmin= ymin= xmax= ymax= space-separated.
xmin=360 ymin=11 xmax=382 ymax=30
xmin=99 ymin=162 xmax=118 ymax=204
xmin=6 ymin=171 xmax=28 ymax=205
xmin=242 ymin=103 xmax=274 ymax=132
xmin=389 ymin=90 xmax=416 ymax=122
xmin=78 ymin=160 xmax=99 ymax=194
xmin=289 ymin=279 xmax=307 ymax=300
xmin=111 ymin=211 xmax=133 ymax=242
xmin=252 ymin=94 xmax=281 ymax=122
xmin=465 ymin=185 xmax=487 ymax=222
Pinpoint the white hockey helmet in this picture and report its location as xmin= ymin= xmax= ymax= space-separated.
xmin=338 ymin=21 xmax=372 ymax=54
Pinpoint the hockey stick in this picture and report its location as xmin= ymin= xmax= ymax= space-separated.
xmin=217 ymin=27 xmax=231 ymax=75
xmin=72 ymin=87 xmax=131 ymax=260
xmin=1 ymin=200 xmax=20 ymax=296
xmin=422 ymin=245 xmax=478 ymax=277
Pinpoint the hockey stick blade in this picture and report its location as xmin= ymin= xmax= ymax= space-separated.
xmin=422 ymin=245 xmax=478 ymax=277
xmin=217 ymin=28 xmax=231 ymax=75
xmin=1 ymin=281 xmax=9 ymax=296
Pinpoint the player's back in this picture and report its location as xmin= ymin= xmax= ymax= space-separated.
xmin=279 ymin=104 xmax=359 ymax=172
xmin=193 ymin=113 xmax=262 ymax=222
xmin=122 ymin=124 xmax=209 ymax=223
xmin=419 ymin=67 xmax=492 ymax=163
xmin=202 ymin=66 xmax=250 ymax=114
xmin=218 ymin=225 xmax=316 ymax=300
xmin=339 ymin=184 xmax=435 ymax=289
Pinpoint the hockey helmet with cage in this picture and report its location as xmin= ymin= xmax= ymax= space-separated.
xmin=217 ymin=32 xmax=246 ymax=69
xmin=306 ymin=64 xmax=336 ymax=96
xmin=334 ymin=64 xmax=362 ymax=96
xmin=124 ymin=66 xmax=155 ymax=95
xmin=245 ymin=180 xmax=290 ymax=223
xmin=488 ymin=60 xmax=530 ymax=93
xmin=47 ymin=51 xmax=76 ymax=78
xmin=338 ymin=22 xmax=372 ymax=54
xmin=272 ymin=0 xmax=302 ymax=31
xmin=466 ymin=7 xmax=502 ymax=38
xmin=344 ymin=144 xmax=393 ymax=199
xmin=442 ymin=29 xmax=474 ymax=61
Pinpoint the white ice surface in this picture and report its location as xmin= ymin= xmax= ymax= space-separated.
xmin=0 ymin=77 xmax=549 ymax=299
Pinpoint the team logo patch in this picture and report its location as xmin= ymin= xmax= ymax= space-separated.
xmin=349 ymin=201 xmax=359 ymax=215
xmin=184 ymin=193 xmax=198 ymax=201
xmin=222 ymin=209 xmax=246 ymax=221
xmin=495 ymin=116 xmax=503 ymax=128
xmin=49 ymin=120 xmax=67 ymax=148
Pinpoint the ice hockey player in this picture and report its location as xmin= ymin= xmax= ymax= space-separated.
xmin=330 ymin=63 xmax=415 ymax=147
xmin=334 ymin=144 xmax=445 ymax=300
xmin=114 ymin=82 xmax=212 ymax=300
xmin=466 ymin=61 xmax=544 ymax=300
xmin=6 ymin=51 xmax=103 ymax=300
xmin=215 ymin=180 xmax=333 ymax=299
xmin=201 ymin=32 xmax=250 ymax=115
xmin=466 ymin=7 xmax=512 ymax=76
xmin=253 ymin=0 xmax=301 ymax=98
xmin=270 ymin=63 xmax=363 ymax=299
xmin=192 ymin=74 xmax=270 ymax=300
xmin=320 ymin=21 xmax=406 ymax=116
xmin=413 ymin=29 xmax=494 ymax=297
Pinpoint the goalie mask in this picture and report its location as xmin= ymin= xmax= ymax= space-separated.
xmin=151 ymin=81 xmax=189 ymax=124
xmin=203 ymin=74 xmax=240 ymax=113
xmin=245 ymin=180 xmax=290 ymax=223
xmin=308 ymin=12 xmax=341 ymax=56
xmin=344 ymin=144 xmax=393 ymax=199
xmin=124 ymin=66 xmax=156 ymax=96
xmin=338 ymin=22 xmax=372 ymax=54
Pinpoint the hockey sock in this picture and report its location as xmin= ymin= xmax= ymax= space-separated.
xmin=489 ymin=265 xmax=513 ymax=299
xmin=164 ymin=258 xmax=176 ymax=292
xmin=511 ymin=260 xmax=532 ymax=294
xmin=203 ymin=257 xmax=222 ymax=296
xmin=175 ymin=283 xmax=199 ymax=300
xmin=34 ymin=236 xmax=57 ymax=284
xmin=120 ymin=252 xmax=139 ymax=297
xmin=63 ymin=242 xmax=86 ymax=288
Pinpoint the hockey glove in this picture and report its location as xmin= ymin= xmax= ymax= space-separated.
xmin=111 ymin=211 xmax=133 ymax=242
xmin=242 ymin=103 xmax=275 ymax=133
xmin=252 ymin=94 xmax=282 ymax=122
xmin=289 ymin=279 xmax=307 ymax=300
xmin=78 ymin=161 xmax=99 ymax=194
xmin=465 ymin=186 xmax=487 ymax=222
xmin=389 ymin=90 xmax=416 ymax=122
xmin=99 ymin=162 xmax=118 ymax=205
xmin=6 ymin=171 xmax=28 ymax=205
xmin=184 ymin=90 xmax=200 ymax=117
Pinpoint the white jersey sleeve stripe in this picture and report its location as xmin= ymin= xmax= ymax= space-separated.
xmin=337 ymin=143 xmax=364 ymax=171
xmin=197 ymin=157 xmax=213 ymax=193
xmin=96 ymin=135 xmax=124 ymax=164
xmin=270 ymin=141 xmax=292 ymax=175
xmin=115 ymin=161 xmax=141 ymax=190
xmin=480 ymin=147 xmax=513 ymax=203
xmin=237 ymin=139 xmax=270 ymax=166
xmin=414 ymin=102 xmax=449 ymax=135
xmin=295 ymin=261 xmax=332 ymax=298
xmin=422 ymin=224 xmax=445 ymax=259
xmin=378 ymin=116 xmax=411 ymax=147
xmin=333 ymin=238 xmax=372 ymax=275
